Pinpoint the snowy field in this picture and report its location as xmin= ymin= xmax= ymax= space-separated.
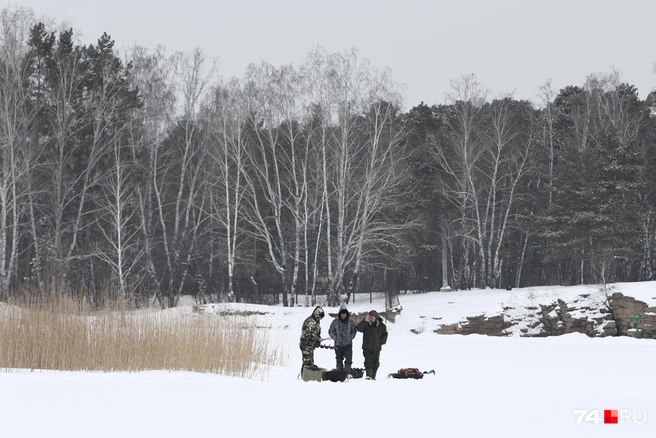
xmin=2 ymin=282 xmax=655 ymax=437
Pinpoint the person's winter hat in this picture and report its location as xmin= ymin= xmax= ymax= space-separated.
xmin=368 ymin=310 xmax=379 ymax=317
xmin=313 ymin=306 xmax=325 ymax=318
xmin=338 ymin=304 xmax=350 ymax=319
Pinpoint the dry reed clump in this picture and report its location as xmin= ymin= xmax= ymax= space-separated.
xmin=0 ymin=296 xmax=286 ymax=378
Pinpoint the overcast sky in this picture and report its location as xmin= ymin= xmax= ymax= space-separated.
xmin=10 ymin=0 xmax=656 ymax=109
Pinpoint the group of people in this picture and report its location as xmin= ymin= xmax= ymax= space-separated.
xmin=299 ymin=305 xmax=388 ymax=380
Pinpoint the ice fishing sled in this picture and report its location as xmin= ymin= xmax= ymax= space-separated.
xmin=388 ymin=368 xmax=435 ymax=379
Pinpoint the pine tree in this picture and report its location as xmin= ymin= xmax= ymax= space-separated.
xmin=595 ymin=133 xmax=646 ymax=260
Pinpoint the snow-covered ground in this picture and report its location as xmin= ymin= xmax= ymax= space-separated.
xmin=2 ymin=282 xmax=655 ymax=437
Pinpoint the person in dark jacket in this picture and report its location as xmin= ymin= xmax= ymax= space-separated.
xmin=356 ymin=310 xmax=388 ymax=380
xmin=328 ymin=304 xmax=357 ymax=372
xmin=299 ymin=306 xmax=326 ymax=367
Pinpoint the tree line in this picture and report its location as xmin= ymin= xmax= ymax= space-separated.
xmin=0 ymin=7 xmax=654 ymax=307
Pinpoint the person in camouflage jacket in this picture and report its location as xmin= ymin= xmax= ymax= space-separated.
xmin=299 ymin=306 xmax=326 ymax=367
xmin=328 ymin=304 xmax=356 ymax=372
xmin=356 ymin=310 xmax=388 ymax=380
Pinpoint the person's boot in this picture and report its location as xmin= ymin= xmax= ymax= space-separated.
xmin=371 ymin=367 xmax=378 ymax=380
xmin=345 ymin=362 xmax=352 ymax=373
xmin=366 ymin=368 xmax=373 ymax=380
xmin=336 ymin=360 xmax=344 ymax=371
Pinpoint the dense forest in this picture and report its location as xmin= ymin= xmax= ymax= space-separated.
xmin=0 ymin=7 xmax=655 ymax=307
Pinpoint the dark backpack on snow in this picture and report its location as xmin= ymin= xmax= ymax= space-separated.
xmin=322 ymin=369 xmax=349 ymax=382
xmin=349 ymin=368 xmax=364 ymax=379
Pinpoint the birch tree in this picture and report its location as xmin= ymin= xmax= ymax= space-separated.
xmin=26 ymin=26 xmax=86 ymax=290
xmin=339 ymin=98 xmax=413 ymax=304
xmin=435 ymin=76 xmax=535 ymax=288
xmin=481 ymin=97 xmax=535 ymax=287
xmin=584 ymin=70 xmax=642 ymax=146
xmin=434 ymin=74 xmax=487 ymax=289
xmin=152 ymin=48 xmax=214 ymax=305
xmin=300 ymin=48 xmax=334 ymax=306
xmin=205 ymin=78 xmax=248 ymax=302
xmin=304 ymin=48 xmax=413 ymax=305
xmin=94 ymin=137 xmax=143 ymax=300
xmin=0 ymin=7 xmax=36 ymax=291
xmin=538 ymin=80 xmax=557 ymax=209
xmin=126 ymin=44 xmax=177 ymax=302
xmin=241 ymin=61 xmax=298 ymax=307
xmin=70 ymin=34 xmax=141 ymax=301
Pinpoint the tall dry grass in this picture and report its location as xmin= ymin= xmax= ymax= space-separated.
xmin=0 ymin=295 xmax=286 ymax=379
